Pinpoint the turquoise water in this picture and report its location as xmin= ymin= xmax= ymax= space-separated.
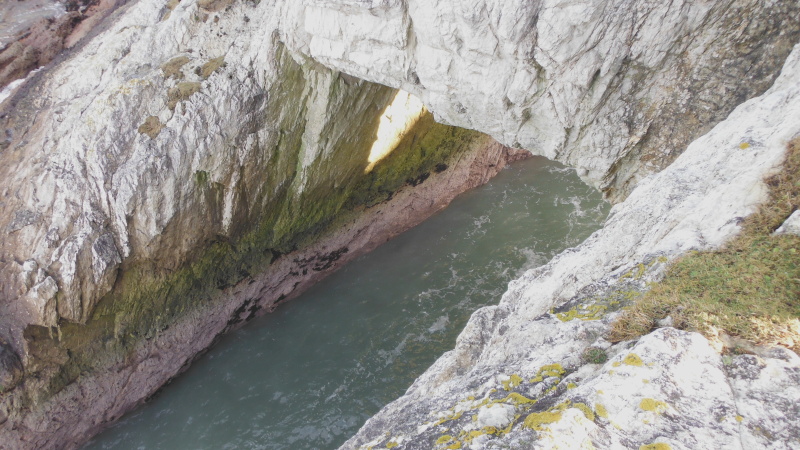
xmin=85 ymin=156 xmax=609 ymax=449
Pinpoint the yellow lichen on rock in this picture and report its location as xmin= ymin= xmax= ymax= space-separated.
xmin=434 ymin=410 xmax=463 ymax=426
xmin=573 ymin=402 xmax=595 ymax=421
xmin=595 ymin=403 xmax=608 ymax=419
xmin=623 ymin=353 xmax=644 ymax=366
xmin=556 ymin=304 xmax=606 ymax=322
xmin=614 ymin=353 xmax=643 ymax=367
xmin=530 ymin=363 xmax=566 ymax=382
xmin=502 ymin=374 xmax=523 ymax=390
xmin=640 ymin=443 xmax=672 ymax=450
xmin=499 ymin=392 xmax=537 ymax=405
xmin=639 ymin=398 xmax=668 ymax=414
xmin=436 ymin=435 xmax=453 ymax=444
xmin=523 ymin=411 xmax=562 ymax=430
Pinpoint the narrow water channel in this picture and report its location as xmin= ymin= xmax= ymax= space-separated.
xmin=85 ymin=156 xmax=609 ymax=449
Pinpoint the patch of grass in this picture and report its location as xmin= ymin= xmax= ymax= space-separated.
xmin=137 ymin=116 xmax=164 ymax=139
xmin=198 ymin=56 xmax=225 ymax=80
xmin=161 ymin=56 xmax=190 ymax=80
xmin=167 ymin=81 xmax=202 ymax=110
xmin=197 ymin=0 xmax=234 ymax=12
xmin=581 ymin=347 xmax=608 ymax=364
xmin=162 ymin=0 xmax=181 ymax=20
xmin=610 ymin=137 xmax=800 ymax=353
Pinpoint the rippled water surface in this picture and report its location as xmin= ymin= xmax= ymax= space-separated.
xmin=86 ymin=156 xmax=609 ymax=449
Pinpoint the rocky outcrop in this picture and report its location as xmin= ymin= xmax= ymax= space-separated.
xmin=342 ymin=43 xmax=800 ymax=449
xmin=1 ymin=134 xmax=524 ymax=449
xmin=282 ymin=0 xmax=800 ymax=201
xmin=0 ymin=0 xmax=528 ymax=446
xmin=0 ymin=0 xmax=798 ymax=448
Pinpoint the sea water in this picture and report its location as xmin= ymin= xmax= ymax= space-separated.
xmin=86 ymin=156 xmax=609 ymax=449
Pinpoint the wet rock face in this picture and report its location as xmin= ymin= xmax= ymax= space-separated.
xmin=0 ymin=342 xmax=22 ymax=394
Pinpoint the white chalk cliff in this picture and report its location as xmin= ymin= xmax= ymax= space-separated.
xmin=0 ymin=0 xmax=798 ymax=448
xmin=343 ymin=39 xmax=800 ymax=450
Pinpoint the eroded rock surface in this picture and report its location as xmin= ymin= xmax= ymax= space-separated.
xmin=283 ymin=0 xmax=800 ymax=201
xmin=0 ymin=340 xmax=23 ymax=394
xmin=0 ymin=1 xmax=529 ymax=447
xmin=342 ymin=43 xmax=800 ymax=449
xmin=0 ymin=0 xmax=798 ymax=448
xmin=0 ymin=0 xmax=795 ymax=357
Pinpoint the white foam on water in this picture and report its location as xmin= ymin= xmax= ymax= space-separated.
xmin=0 ymin=67 xmax=41 ymax=106
xmin=427 ymin=315 xmax=449 ymax=333
xmin=516 ymin=247 xmax=548 ymax=276
xmin=0 ymin=76 xmax=27 ymax=105
xmin=567 ymin=196 xmax=585 ymax=218
xmin=467 ymin=214 xmax=491 ymax=237
xmin=546 ymin=164 xmax=574 ymax=175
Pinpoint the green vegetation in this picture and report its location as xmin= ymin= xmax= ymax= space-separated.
xmin=161 ymin=0 xmax=182 ymax=21
xmin=20 ymin=46 xmax=489 ymax=407
xmin=197 ymin=0 xmax=235 ymax=12
xmin=610 ymin=138 xmax=800 ymax=353
xmin=581 ymin=347 xmax=608 ymax=364
xmin=344 ymin=111 xmax=484 ymax=209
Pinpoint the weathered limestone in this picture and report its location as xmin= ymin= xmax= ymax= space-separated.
xmin=282 ymin=0 xmax=800 ymax=201
xmin=0 ymin=1 xmax=526 ymax=447
xmin=342 ymin=42 xmax=800 ymax=449
xmin=0 ymin=0 xmax=798 ymax=448
xmin=775 ymin=210 xmax=800 ymax=237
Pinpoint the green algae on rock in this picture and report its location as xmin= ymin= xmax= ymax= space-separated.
xmin=6 ymin=41 xmax=504 ymax=431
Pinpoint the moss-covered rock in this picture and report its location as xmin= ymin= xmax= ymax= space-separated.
xmin=17 ymin=44 xmax=489 ymax=409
